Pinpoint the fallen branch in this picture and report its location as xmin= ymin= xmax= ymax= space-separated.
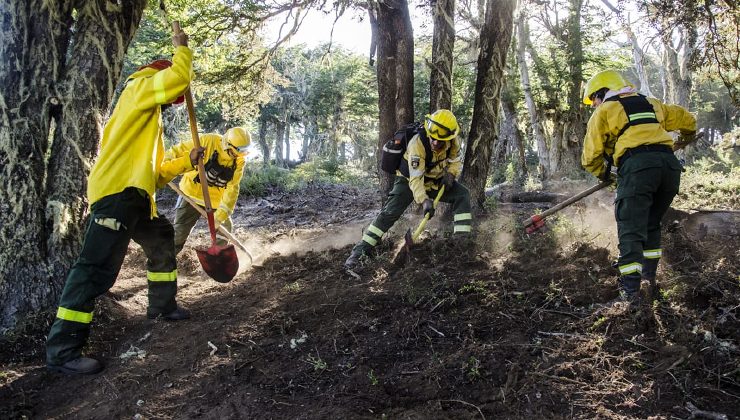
xmin=685 ymin=401 xmax=729 ymax=420
xmin=439 ymin=399 xmax=485 ymax=419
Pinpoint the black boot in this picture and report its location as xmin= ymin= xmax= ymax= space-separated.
xmin=48 ymin=357 xmax=104 ymax=375
xmin=642 ymin=259 xmax=660 ymax=300
xmin=618 ymin=275 xmax=642 ymax=307
xmin=344 ymin=249 xmax=367 ymax=270
xmin=148 ymin=306 xmax=191 ymax=321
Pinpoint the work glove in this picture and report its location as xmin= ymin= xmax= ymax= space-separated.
xmin=442 ymin=172 xmax=455 ymax=189
xmin=675 ymin=131 xmax=697 ymax=149
xmin=422 ymin=199 xmax=435 ymax=219
xmin=214 ymin=209 xmax=229 ymax=224
xmin=189 ymin=146 xmax=205 ymax=168
xmin=599 ymin=166 xmax=617 ymax=183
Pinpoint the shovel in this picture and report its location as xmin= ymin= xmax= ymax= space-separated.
xmin=522 ymin=132 xmax=704 ymax=234
xmin=176 ymin=26 xmax=238 ymax=283
xmin=168 ymin=182 xmax=253 ymax=266
xmin=392 ymin=185 xmax=445 ymax=264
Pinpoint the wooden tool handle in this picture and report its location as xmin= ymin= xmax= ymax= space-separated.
xmin=412 ymin=185 xmax=446 ymax=242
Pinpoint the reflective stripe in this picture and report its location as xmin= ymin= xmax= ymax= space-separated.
xmin=57 ymin=307 xmax=93 ymax=324
xmin=147 ymin=269 xmax=178 ymax=282
xmin=361 ymin=234 xmax=378 ymax=246
xmin=218 ymin=203 xmax=231 ymax=213
xmin=153 ymin=71 xmax=167 ymax=104
xmin=382 ymin=145 xmax=403 ymax=154
xmin=628 ymin=112 xmax=656 ymax=121
xmin=454 ymin=213 xmax=472 ymax=222
xmin=409 ymin=168 xmax=424 ymax=177
xmin=618 ymin=262 xmax=642 ymax=275
xmin=453 ymin=225 xmax=472 ymax=233
xmin=94 ymin=217 xmax=123 ymax=231
xmin=367 ymin=224 xmax=384 ymax=237
xmin=643 ymin=249 xmax=662 ymax=259
xmin=446 ymin=156 xmax=461 ymax=163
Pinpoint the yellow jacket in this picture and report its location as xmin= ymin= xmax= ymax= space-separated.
xmin=168 ymin=133 xmax=245 ymax=221
xmin=581 ymin=94 xmax=696 ymax=178
xmin=88 ymin=46 xmax=195 ymax=217
xmin=401 ymin=134 xmax=463 ymax=204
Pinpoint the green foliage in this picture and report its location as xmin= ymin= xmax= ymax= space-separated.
xmin=239 ymin=162 xmax=291 ymax=196
xmin=674 ymin=150 xmax=740 ymax=210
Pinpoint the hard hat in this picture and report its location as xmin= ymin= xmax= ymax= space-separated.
xmin=583 ymin=70 xmax=629 ymax=105
xmin=424 ymin=109 xmax=459 ymax=141
xmin=222 ymin=127 xmax=251 ymax=155
xmin=137 ymin=60 xmax=184 ymax=104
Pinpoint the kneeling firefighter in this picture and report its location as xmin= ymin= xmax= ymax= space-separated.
xmin=168 ymin=127 xmax=250 ymax=254
xmin=581 ymin=69 xmax=696 ymax=303
xmin=344 ymin=109 xmax=473 ymax=269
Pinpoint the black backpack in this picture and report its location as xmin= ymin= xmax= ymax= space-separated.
xmin=380 ymin=123 xmax=449 ymax=175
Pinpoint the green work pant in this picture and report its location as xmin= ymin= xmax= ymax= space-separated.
xmin=46 ymin=188 xmax=179 ymax=365
xmin=351 ymin=176 xmax=472 ymax=256
xmin=172 ymin=197 xmax=232 ymax=255
xmin=615 ymin=151 xmax=681 ymax=293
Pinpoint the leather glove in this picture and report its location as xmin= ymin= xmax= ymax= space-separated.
xmin=442 ymin=172 xmax=455 ymax=189
xmin=189 ymin=146 xmax=205 ymax=168
xmin=599 ymin=166 xmax=616 ymax=183
xmin=675 ymin=131 xmax=697 ymax=149
xmin=214 ymin=209 xmax=229 ymax=224
xmin=422 ymin=199 xmax=435 ymax=219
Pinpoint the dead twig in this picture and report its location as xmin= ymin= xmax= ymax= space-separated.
xmin=685 ymin=401 xmax=729 ymax=420
xmin=439 ymin=399 xmax=486 ymax=419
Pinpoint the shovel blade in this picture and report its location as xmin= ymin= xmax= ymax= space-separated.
xmin=391 ymin=229 xmax=414 ymax=266
xmin=196 ymin=244 xmax=238 ymax=283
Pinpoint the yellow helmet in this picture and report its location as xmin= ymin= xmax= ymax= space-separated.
xmin=222 ymin=127 xmax=251 ymax=155
xmin=424 ymin=109 xmax=459 ymax=141
xmin=582 ymin=70 xmax=629 ymax=105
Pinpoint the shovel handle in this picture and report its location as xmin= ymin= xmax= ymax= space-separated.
xmin=412 ymin=185 xmax=445 ymax=242
xmin=168 ymin=182 xmax=253 ymax=264
xmin=173 ymin=21 xmax=217 ymax=244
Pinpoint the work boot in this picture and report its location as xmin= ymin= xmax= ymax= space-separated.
xmin=344 ymin=249 xmax=366 ymax=270
xmin=47 ymin=357 xmax=104 ymax=375
xmin=147 ymin=306 xmax=191 ymax=321
xmin=642 ymin=259 xmax=660 ymax=300
xmin=618 ymin=275 xmax=642 ymax=308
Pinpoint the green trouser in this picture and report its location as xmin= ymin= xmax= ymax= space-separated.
xmin=172 ymin=197 xmax=232 ymax=254
xmin=615 ymin=151 xmax=681 ymax=294
xmin=351 ymin=176 xmax=472 ymax=256
xmin=46 ymin=188 xmax=179 ymax=365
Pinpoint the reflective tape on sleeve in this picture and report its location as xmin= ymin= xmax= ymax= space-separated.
xmin=57 ymin=307 xmax=93 ymax=324
xmin=453 ymin=225 xmax=472 ymax=233
xmin=147 ymin=269 xmax=178 ymax=282
xmin=153 ymin=71 xmax=167 ymax=104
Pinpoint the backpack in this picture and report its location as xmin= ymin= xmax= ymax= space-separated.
xmin=380 ymin=123 xmax=450 ymax=175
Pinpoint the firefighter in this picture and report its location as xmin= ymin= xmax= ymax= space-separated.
xmin=581 ymin=69 xmax=697 ymax=304
xmin=46 ymin=28 xmax=200 ymax=375
xmin=168 ymin=127 xmax=250 ymax=254
xmin=344 ymin=109 xmax=472 ymax=269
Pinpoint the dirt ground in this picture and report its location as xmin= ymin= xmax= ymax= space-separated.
xmin=1 ymin=183 xmax=739 ymax=419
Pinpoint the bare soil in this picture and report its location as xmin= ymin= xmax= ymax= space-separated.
xmin=1 ymin=183 xmax=739 ymax=419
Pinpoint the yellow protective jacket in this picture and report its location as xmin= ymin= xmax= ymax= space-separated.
xmin=168 ymin=133 xmax=245 ymax=219
xmin=581 ymin=94 xmax=696 ymax=178
xmin=87 ymin=46 xmax=195 ymax=217
xmin=401 ymin=134 xmax=463 ymax=204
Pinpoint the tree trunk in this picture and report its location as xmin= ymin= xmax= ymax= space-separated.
xmin=374 ymin=0 xmax=414 ymax=199
xmin=0 ymin=0 xmax=146 ymax=330
xmin=430 ymin=0 xmax=456 ymax=111
xmin=275 ymin=120 xmax=285 ymax=167
xmin=258 ymin=116 xmax=270 ymax=165
xmin=284 ymin=121 xmax=291 ymax=164
xmin=461 ymin=0 xmax=516 ymax=209
xmin=517 ymin=14 xmax=548 ymax=179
